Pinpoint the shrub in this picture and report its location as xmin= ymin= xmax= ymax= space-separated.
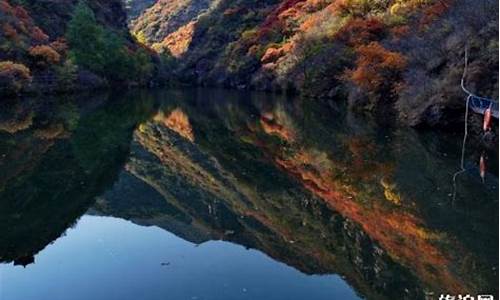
xmin=390 ymin=25 xmax=410 ymax=39
xmin=13 ymin=6 xmax=30 ymax=22
xmin=29 ymin=45 xmax=61 ymax=66
xmin=420 ymin=0 xmax=452 ymax=27
xmin=133 ymin=30 xmax=147 ymax=45
xmin=49 ymin=38 xmax=68 ymax=55
xmin=335 ymin=17 xmax=385 ymax=46
xmin=333 ymin=0 xmax=390 ymax=17
xmin=261 ymin=47 xmax=284 ymax=64
xmin=240 ymin=28 xmax=258 ymax=43
xmin=0 ymin=1 xmax=13 ymax=14
xmin=67 ymin=1 xmax=153 ymax=83
xmin=130 ymin=47 xmax=154 ymax=82
xmin=2 ymin=23 xmax=18 ymax=40
xmin=56 ymin=58 xmax=78 ymax=90
xmin=346 ymin=41 xmax=406 ymax=92
xmin=66 ymin=1 xmax=106 ymax=73
xmin=31 ymin=26 xmax=49 ymax=43
xmin=0 ymin=61 xmax=32 ymax=95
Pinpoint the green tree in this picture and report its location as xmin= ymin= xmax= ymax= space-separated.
xmin=100 ymin=30 xmax=131 ymax=81
xmin=66 ymin=1 xmax=106 ymax=73
xmin=66 ymin=1 xmax=154 ymax=83
xmin=131 ymin=48 xmax=154 ymax=82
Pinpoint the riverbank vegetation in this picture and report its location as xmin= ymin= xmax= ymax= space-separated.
xmin=1 ymin=0 xmax=498 ymax=131
xmin=129 ymin=0 xmax=497 ymax=128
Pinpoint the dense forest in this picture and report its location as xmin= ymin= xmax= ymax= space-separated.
xmin=0 ymin=0 xmax=166 ymax=94
xmin=1 ymin=0 xmax=498 ymax=129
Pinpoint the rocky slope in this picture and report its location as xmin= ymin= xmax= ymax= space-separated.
xmin=130 ymin=0 xmax=216 ymax=46
xmin=124 ymin=0 xmax=157 ymax=20
xmin=2 ymin=0 xmax=496 ymax=130
xmin=131 ymin=0 xmax=498 ymax=128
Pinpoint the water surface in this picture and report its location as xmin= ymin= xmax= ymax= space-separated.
xmin=0 ymin=88 xmax=497 ymax=300
xmin=1 ymin=215 xmax=357 ymax=300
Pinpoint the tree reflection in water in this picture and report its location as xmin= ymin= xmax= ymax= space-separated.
xmin=0 ymin=88 xmax=497 ymax=299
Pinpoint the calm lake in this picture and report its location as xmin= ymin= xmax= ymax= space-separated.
xmin=0 ymin=88 xmax=498 ymax=300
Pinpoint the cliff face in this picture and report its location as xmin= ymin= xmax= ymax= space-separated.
xmin=131 ymin=0 xmax=498 ymax=128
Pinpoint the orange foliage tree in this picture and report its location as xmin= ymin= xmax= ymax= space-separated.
xmin=0 ymin=60 xmax=32 ymax=95
xmin=29 ymin=45 xmax=61 ymax=66
xmin=0 ymin=0 xmax=13 ymax=14
xmin=346 ymin=41 xmax=407 ymax=93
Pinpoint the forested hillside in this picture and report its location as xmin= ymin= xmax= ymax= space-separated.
xmin=0 ymin=0 xmax=159 ymax=95
xmin=1 ymin=0 xmax=497 ymax=128
xmin=131 ymin=0 xmax=498 ymax=127
xmin=130 ymin=0 xmax=216 ymax=47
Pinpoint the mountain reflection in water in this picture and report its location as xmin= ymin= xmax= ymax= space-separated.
xmin=0 ymin=88 xmax=497 ymax=300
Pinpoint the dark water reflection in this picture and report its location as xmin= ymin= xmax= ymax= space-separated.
xmin=0 ymin=88 xmax=497 ymax=300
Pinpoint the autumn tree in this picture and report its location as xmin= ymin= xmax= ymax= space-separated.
xmin=347 ymin=41 xmax=406 ymax=94
xmin=49 ymin=38 xmax=69 ymax=56
xmin=31 ymin=26 xmax=49 ymax=44
xmin=29 ymin=45 xmax=61 ymax=67
xmin=335 ymin=17 xmax=385 ymax=47
xmin=293 ymin=33 xmax=323 ymax=91
xmin=0 ymin=61 xmax=32 ymax=95
xmin=333 ymin=0 xmax=390 ymax=17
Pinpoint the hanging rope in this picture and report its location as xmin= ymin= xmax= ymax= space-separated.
xmin=451 ymin=46 xmax=498 ymax=202
xmin=460 ymin=47 xmax=472 ymax=96
xmin=452 ymin=47 xmax=472 ymax=203
xmin=460 ymin=47 xmax=499 ymax=116
xmin=452 ymin=95 xmax=471 ymax=203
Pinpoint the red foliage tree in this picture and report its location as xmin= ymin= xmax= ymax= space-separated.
xmin=31 ymin=26 xmax=49 ymax=43
xmin=390 ymin=25 xmax=410 ymax=40
xmin=2 ymin=23 xmax=17 ymax=40
xmin=0 ymin=0 xmax=13 ymax=14
xmin=420 ymin=0 xmax=453 ymax=27
xmin=335 ymin=17 xmax=385 ymax=47
xmin=49 ymin=38 xmax=68 ymax=55
xmin=259 ymin=0 xmax=305 ymax=38
xmin=13 ymin=5 xmax=30 ymax=24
